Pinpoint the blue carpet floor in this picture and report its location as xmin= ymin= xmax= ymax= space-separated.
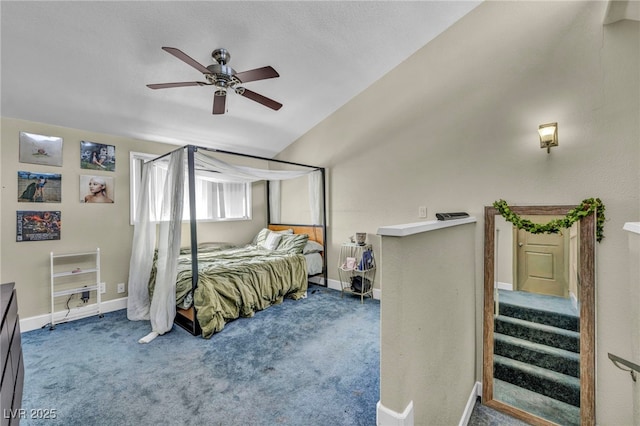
xmin=20 ymin=285 xmax=380 ymax=426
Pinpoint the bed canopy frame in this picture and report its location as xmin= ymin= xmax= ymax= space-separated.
xmin=128 ymin=144 xmax=327 ymax=338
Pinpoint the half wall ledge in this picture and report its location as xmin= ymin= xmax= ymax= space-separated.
xmin=624 ymin=222 xmax=640 ymax=235
xmin=375 ymin=216 xmax=476 ymax=425
xmin=377 ymin=217 xmax=477 ymax=237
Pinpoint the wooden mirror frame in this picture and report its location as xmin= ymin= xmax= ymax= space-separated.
xmin=482 ymin=205 xmax=595 ymax=426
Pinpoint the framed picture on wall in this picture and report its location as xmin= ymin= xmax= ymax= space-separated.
xmin=19 ymin=131 xmax=63 ymax=167
xmin=16 ymin=210 xmax=61 ymax=242
xmin=80 ymin=175 xmax=114 ymax=203
xmin=80 ymin=141 xmax=115 ymax=172
xmin=17 ymin=171 xmax=62 ymax=203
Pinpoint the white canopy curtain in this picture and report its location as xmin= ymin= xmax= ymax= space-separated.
xmin=269 ymin=180 xmax=281 ymax=223
xmin=127 ymin=148 xmax=185 ymax=343
xmin=127 ymin=145 xmax=323 ymax=342
xmin=308 ymin=170 xmax=323 ymax=225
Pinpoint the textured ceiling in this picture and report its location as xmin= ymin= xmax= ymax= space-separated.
xmin=1 ymin=1 xmax=481 ymax=157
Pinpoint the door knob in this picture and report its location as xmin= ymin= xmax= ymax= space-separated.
xmin=518 ymin=242 xmax=524 ymax=247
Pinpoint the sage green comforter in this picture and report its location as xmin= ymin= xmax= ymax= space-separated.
xmin=150 ymin=245 xmax=308 ymax=338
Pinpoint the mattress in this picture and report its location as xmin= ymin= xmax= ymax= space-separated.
xmin=305 ymin=252 xmax=323 ymax=276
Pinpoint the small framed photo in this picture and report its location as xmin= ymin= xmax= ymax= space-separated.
xmin=345 ymin=257 xmax=357 ymax=270
xmin=19 ymin=131 xmax=63 ymax=167
xmin=18 ymin=171 xmax=62 ymax=203
xmin=16 ymin=210 xmax=61 ymax=242
xmin=80 ymin=141 xmax=115 ymax=172
xmin=80 ymin=175 xmax=114 ymax=203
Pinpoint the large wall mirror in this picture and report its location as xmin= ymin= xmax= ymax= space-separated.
xmin=482 ymin=205 xmax=595 ymax=426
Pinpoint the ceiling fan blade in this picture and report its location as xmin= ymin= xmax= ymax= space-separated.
xmin=147 ymin=82 xmax=208 ymax=89
xmin=162 ymin=47 xmax=211 ymax=75
xmin=234 ymin=66 xmax=279 ymax=83
xmin=213 ymin=93 xmax=226 ymax=115
xmin=239 ymin=88 xmax=282 ymax=111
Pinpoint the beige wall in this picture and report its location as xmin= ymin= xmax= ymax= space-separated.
xmin=277 ymin=2 xmax=639 ymax=424
xmin=0 ymin=118 xmax=267 ymax=320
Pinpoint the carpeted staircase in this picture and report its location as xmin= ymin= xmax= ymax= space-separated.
xmin=493 ymin=293 xmax=580 ymax=409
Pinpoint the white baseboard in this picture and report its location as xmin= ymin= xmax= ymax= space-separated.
xmin=497 ymin=282 xmax=513 ymax=291
xmin=570 ymin=291 xmax=578 ymax=311
xmin=459 ymin=381 xmax=482 ymax=426
xmin=20 ymin=297 xmax=128 ymax=332
xmin=21 ymin=277 xmax=382 ymax=333
xmin=377 ymin=400 xmax=414 ymax=426
xmin=376 ymin=382 xmax=480 ymax=426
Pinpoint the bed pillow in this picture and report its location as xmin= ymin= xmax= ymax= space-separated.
xmin=257 ymin=232 xmax=281 ymax=250
xmin=277 ymin=233 xmax=309 ymax=254
xmin=253 ymin=228 xmax=293 ymax=245
xmin=303 ymin=240 xmax=324 ymax=254
xmin=254 ymin=228 xmax=270 ymax=246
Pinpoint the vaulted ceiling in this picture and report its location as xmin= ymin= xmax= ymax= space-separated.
xmin=1 ymin=1 xmax=481 ymax=157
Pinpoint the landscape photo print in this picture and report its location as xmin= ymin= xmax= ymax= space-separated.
xmin=18 ymin=171 xmax=62 ymax=203
xmin=18 ymin=131 xmax=63 ymax=167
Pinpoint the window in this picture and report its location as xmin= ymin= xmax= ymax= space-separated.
xmin=129 ymin=151 xmax=252 ymax=225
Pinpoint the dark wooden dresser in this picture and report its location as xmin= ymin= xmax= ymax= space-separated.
xmin=1 ymin=283 xmax=24 ymax=425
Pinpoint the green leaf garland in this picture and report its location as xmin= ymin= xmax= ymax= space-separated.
xmin=493 ymin=198 xmax=605 ymax=243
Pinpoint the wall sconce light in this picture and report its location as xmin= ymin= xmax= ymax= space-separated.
xmin=538 ymin=122 xmax=558 ymax=153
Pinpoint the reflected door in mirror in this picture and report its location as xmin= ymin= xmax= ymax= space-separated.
xmin=516 ymin=215 xmax=568 ymax=297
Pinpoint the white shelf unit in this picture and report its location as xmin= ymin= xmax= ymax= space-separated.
xmin=50 ymin=248 xmax=102 ymax=329
xmin=337 ymin=243 xmax=376 ymax=303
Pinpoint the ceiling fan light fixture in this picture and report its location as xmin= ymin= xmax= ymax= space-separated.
xmin=147 ymin=46 xmax=281 ymax=114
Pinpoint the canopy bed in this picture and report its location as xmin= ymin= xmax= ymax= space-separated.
xmin=127 ymin=145 xmax=326 ymax=341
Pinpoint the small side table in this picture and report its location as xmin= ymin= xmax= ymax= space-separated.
xmin=337 ymin=243 xmax=376 ymax=303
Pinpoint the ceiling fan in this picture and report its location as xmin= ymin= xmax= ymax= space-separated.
xmin=147 ymin=47 xmax=282 ymax=115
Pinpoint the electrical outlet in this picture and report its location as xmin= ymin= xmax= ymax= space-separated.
xmin=117 ymin=283 xmax=126 ymax=294
xmin=81 ymin=286 xmax=90 ymax=303
xmin=418 ymin=206 xmax=427 ymax=218
xmin=99 ymin=282 xmax=106 ymax=294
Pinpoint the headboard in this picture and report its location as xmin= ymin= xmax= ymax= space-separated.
xmin=268 ymin=224 xmax=324 ymax=247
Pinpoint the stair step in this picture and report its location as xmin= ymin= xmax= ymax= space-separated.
xmin=499 ymin=302 xmax=579 ymax=332
xmin=495 ymin=315 xmax=580 ymax=353
xmin=494 ymin=355 xmax=580 ymax=407
xmin=493 ymin=379 xmax=580 ymax=426
xmin=494 ymin=333 xmax=580 ymax=378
